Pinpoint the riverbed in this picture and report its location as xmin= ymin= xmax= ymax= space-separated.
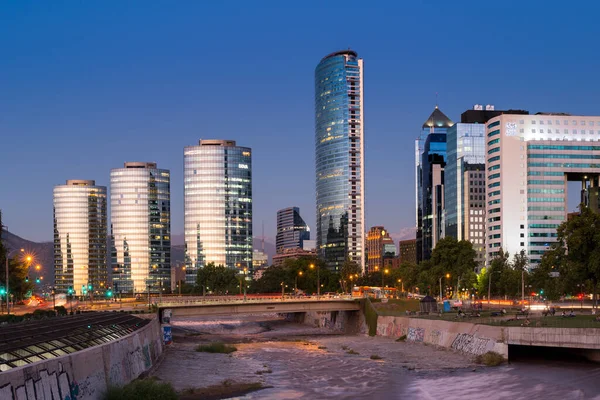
xmin=152 ymin=314 xmax=600 ymax=399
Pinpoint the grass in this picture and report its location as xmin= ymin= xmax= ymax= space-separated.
xmin=195 ymin=342 xmax=237 ymax=354
xmin=317 ymin=346 xmax=328 ymax=350
xmin=179 ymin=381 xmax=265 ymax=400
xmin=475 ymin=351 xmax=505 ymax=366
xmin=341 ymin=345 xmax=349 ymax=350
xmin=396 ymin=335 xmax=407 ymax=342
xmin=346 ymin=349 xmax=359 ymax=355
xmin=485 ymin=314 xmax=600 ymax=328
xmin=370 ymin=354 xmax=383 ymax=360
xmin=371 ymin=299 xmax=420 ymax=316
xmin=104 ymin=378 xmax=177 ymax=400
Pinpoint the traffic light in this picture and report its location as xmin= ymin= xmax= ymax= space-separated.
xmin=106 ymin=290 xmax=113 ymax=298
xmin=68 ymin=286 xmax=73 ymax=295
xmin=35 ymin=277 xmax=40 ymax=284
xmin=540 ymin=289 xmax=544 ymax=294
xmin=25 ymin=276 xmax=29 ymax=283
xmin=0 ymin=287 xmax=5 ymax=296
xmin=88 ymin=284 xmax=93 ymax=291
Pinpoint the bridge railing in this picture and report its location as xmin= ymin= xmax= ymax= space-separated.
xmin=152 ymin=294 xmax=354 ymax=307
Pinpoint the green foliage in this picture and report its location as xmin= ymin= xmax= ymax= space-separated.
xmin=346 ymin=349 xmax=359 ymax=355
xmin=251 ymin=258 xmax=340 ymax=294
xmin=103 ymin=378 xmax=177 ymax=400
xmin=196 ymin=262 xmax=240 ymax=295
xmin=0 ymin=215 xmax=35 ymax=299
xmin=475 ymin=351 xmax=505 ymax=366
xmin=370 ymin=354 xmax=383 ymax=360
xmin=359 ymin=298 xmax=378 ymax=336
xmin=195 ymin=342 xmax=237 ymax=354
xmin=54 ymin=306 xmax=67 ymax=316
xmin=396 ymin=335 xmax=407 ymax=342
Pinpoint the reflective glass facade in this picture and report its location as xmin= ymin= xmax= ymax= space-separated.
xmin=315 ymin=50 xmax=365 ymax=272
xmin=110 ymin=162 xmax=171 ymax=294
xmin=54 ymin=180 xmax=107 ymax=295
xmin=415 ymin=107 xmax=453 ymax=262
xmin=184 ymin=140 xmax=252 ymax=283
xmin=276 ymin=207 xmax=310 ymax=253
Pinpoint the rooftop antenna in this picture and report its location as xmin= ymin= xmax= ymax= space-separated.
xmin=261 ymin=221 xmax=265 ymax=252
xmin=435 ymin=92 xmax=439 ymax=109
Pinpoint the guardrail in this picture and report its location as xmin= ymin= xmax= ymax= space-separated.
xmin=152 ymin=295 xmax=354 ymax=307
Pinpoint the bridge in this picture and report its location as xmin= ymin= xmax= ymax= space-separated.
xmin=157 ymin=298 xmax=360 ymax=323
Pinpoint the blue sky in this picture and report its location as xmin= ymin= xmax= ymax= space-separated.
xmin=1 ymin=1 xmax=599 ymax=242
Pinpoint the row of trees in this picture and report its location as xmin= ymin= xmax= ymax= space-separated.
xmin=0 ymin=213 xmax=34 ymax=300
xmin=182 ymin=204 xmax=600 ymax=305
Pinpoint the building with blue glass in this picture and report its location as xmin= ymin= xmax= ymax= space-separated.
xmin=315 ymin=50 xmax=365 ymax=272
xmin=415 ymin=107 xmax=453 ymax=262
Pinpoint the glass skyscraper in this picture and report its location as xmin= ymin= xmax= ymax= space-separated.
xmin=183 ymin=139 xmax=252 ymax=283
xmin=110 ymin=162 xmax=171 ymax=295
xmin=315 ymin=50 xmax=365 ymax=272
xmin=53 ymin=180 xmax=107 ymax=295
xmin=415 ymin=107 xmax=453 ymax=262
xmin=276 ymin=207 xmax=310 ymax=253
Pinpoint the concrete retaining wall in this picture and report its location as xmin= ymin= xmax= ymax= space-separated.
xmin=376 ymin=315 xmax=509 ymax=357
xmin=291 ymin=310 xmax=364 ymax=334
xmin=0 ymin=316 xmax=163 ymax=400
xmin=507 ymin=326 xmax=600 ymax=349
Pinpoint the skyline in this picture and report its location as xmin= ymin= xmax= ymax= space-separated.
xmin=2 ymin=2 xmax=600 ymax=244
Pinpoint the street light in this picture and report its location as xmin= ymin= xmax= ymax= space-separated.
xmin=295 ymin=270 xmax=303 ymax=295
xmin=310 ymin=263 xmax=320 ymax=299
xmin=439 ymin=273 xmax=450 ymax=302
xmin=383 ymin=268 xmax=389 ymax=289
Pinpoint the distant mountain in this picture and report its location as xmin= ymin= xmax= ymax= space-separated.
xmin=1 ymin=229 xmax=54 ymax=284
xmin=171 ymin=237 xmax=276 ymax=265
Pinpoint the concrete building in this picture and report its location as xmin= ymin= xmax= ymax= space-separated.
xmin=485 ymin=112 xmax=600 ymax=266
xmin=276 ymin=207 xmax=310 ymax=254
xmin=53 ymin=180 xmax=108 ymax=295
xmin=171 ymin=265 xmax=186 ymax=292
xmin=252 ymin=249 xmax=268 ymax=269
xmin=110 ymin=162 xmax=171 ymax=295
xmin=315 ymin=50 xmax=365 ymax=272
xmin=415 ymin=107 xmax=453 ymax=262
xmin=366 ymin=226 xmax=395 ymax=274
xmin=183 ymin=140 xmax=253 ymax=283
xmin=399 ymin=239 xmax=417 ymax=265
xmin=272 ymin=247 xmax=317 ymax=267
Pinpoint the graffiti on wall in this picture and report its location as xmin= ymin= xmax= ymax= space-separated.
xmin=407 ymin=327 xmax=424 ymax=342
xmin=0 ymin=362 xmax=84 ymax=400
xmin=428 ymin=329 xmax=441 ymax=345
xmin=451 ymin=333 xmax=491 ymax=355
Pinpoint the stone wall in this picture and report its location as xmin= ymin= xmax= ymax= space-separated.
xmin=0 ymin=315 xmax=163 ymax=400
xmin=292 ymin=310 xmax=365 ymax=334
xmin=376 ymin=315 xmax=508 ymax=357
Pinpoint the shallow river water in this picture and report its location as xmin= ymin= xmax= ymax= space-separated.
xmin=153 ymin=315 xmax=600 ymax=400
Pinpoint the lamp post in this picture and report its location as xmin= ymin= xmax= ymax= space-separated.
xmin=295 ymin=270 xmax=303 ymax=295
xmin=439 ymin=273 xmax=450 ymax=302
xmin=243 ymin=267 xmax=248 ymax=302
xmin=309 ymin=264 xmax=320 ymax=299
xmin=577 ymin=283 xmax=585 ymax=309
xmin=382 ymin=268 xmax=389 ymax=290
xmin=487 ymin=269 xmax=501 ymax=308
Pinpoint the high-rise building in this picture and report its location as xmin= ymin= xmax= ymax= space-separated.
xmin=315 ymin=50 xmax=365 ymax=272
xmin=110 ymin=162 xmax=171 ymax=295
xmin=485 ymin=112 xmax=600 ymax=266
xmin=53 ymin=180 xmax=107 ymax=295
xmin=366 ymin=226 xmax=395 ymax=274
xmin=276 ymin=207 xmax=310 ymax=254
xmin=184 ymin=139 xmax=252 ymax=283
xmin=399 ymin=239 xmax=417 ymax=265
xmin=416 ymin=107 xmax=453 ymax=262
xmin=445 ymin=106 xmax=529 ymax=271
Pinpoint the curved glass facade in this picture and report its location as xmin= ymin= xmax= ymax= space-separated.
xmin=53 ymin=180 xmax=107 ymax=295
xmin=110 ymin=162 xmax=171 ymax=295
xmin=315 ymin=50 xmax=364 ymax=271
xmin=184 ymin=140 xmax=252 ymax=283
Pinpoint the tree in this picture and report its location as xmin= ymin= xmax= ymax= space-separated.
xmin=0 ymin=212 xmax=34 ymax=301
xmin=554 ymin=205 xmax=600 ymax=307
xmin=512 ymin=249 xmax=529 ymax=302
xmin=196 ymin=263 xmax=238 ymax=295
xmin=430 ymin=237 xmax=478 ymax=298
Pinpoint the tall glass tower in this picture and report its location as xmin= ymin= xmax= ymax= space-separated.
xmin=53 ymin=180 xmax=107 ymax=295
xmin=110 ymin=162 xmax=171 ymax=295
xmin=183 ymin=139 xmax=252 ymax=283
xmin=315 ymin=50 xmax=365 ymax=272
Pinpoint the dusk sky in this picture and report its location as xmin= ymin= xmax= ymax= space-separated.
xmin=2 ymin=1 xmax=599 ymax=243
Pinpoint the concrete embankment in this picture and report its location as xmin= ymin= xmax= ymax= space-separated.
xmin=0 ymin=315 xmax=163 ymax=400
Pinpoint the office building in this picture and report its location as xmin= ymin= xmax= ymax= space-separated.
xmin=399 ymin=239 xmax=417 ymax=265
xmin=252 ymin=249 xmax=268 ymax=269
xmin=486 ymin=113 xmax=600 ymax=266
xmin=184 ymin=139 xmax=252 ymax=283
xmin=53 ymin=180 xmax=107 ymax=295
xmin=445 ymin=106 xmax=529 ymax=270
xmin=415 ymin=107 xmax=453 ymax=262
xmin=303 ymin=239 xmax=317 ymax=251
xmin=110 ymin=162 xmax=171 ymax=295
xmin=276 ymin=207 xmax=310 ymax=253
xmin=315 ymin=50 xmax=365 ymax=272
xmin=366 ymin=226 xmax=395 ymax=274
xmin=272 ymin=247 xmax=317 ymax=267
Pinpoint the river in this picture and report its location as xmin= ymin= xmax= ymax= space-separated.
xmin=152 ymin=314 xmax=600 ymax=399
